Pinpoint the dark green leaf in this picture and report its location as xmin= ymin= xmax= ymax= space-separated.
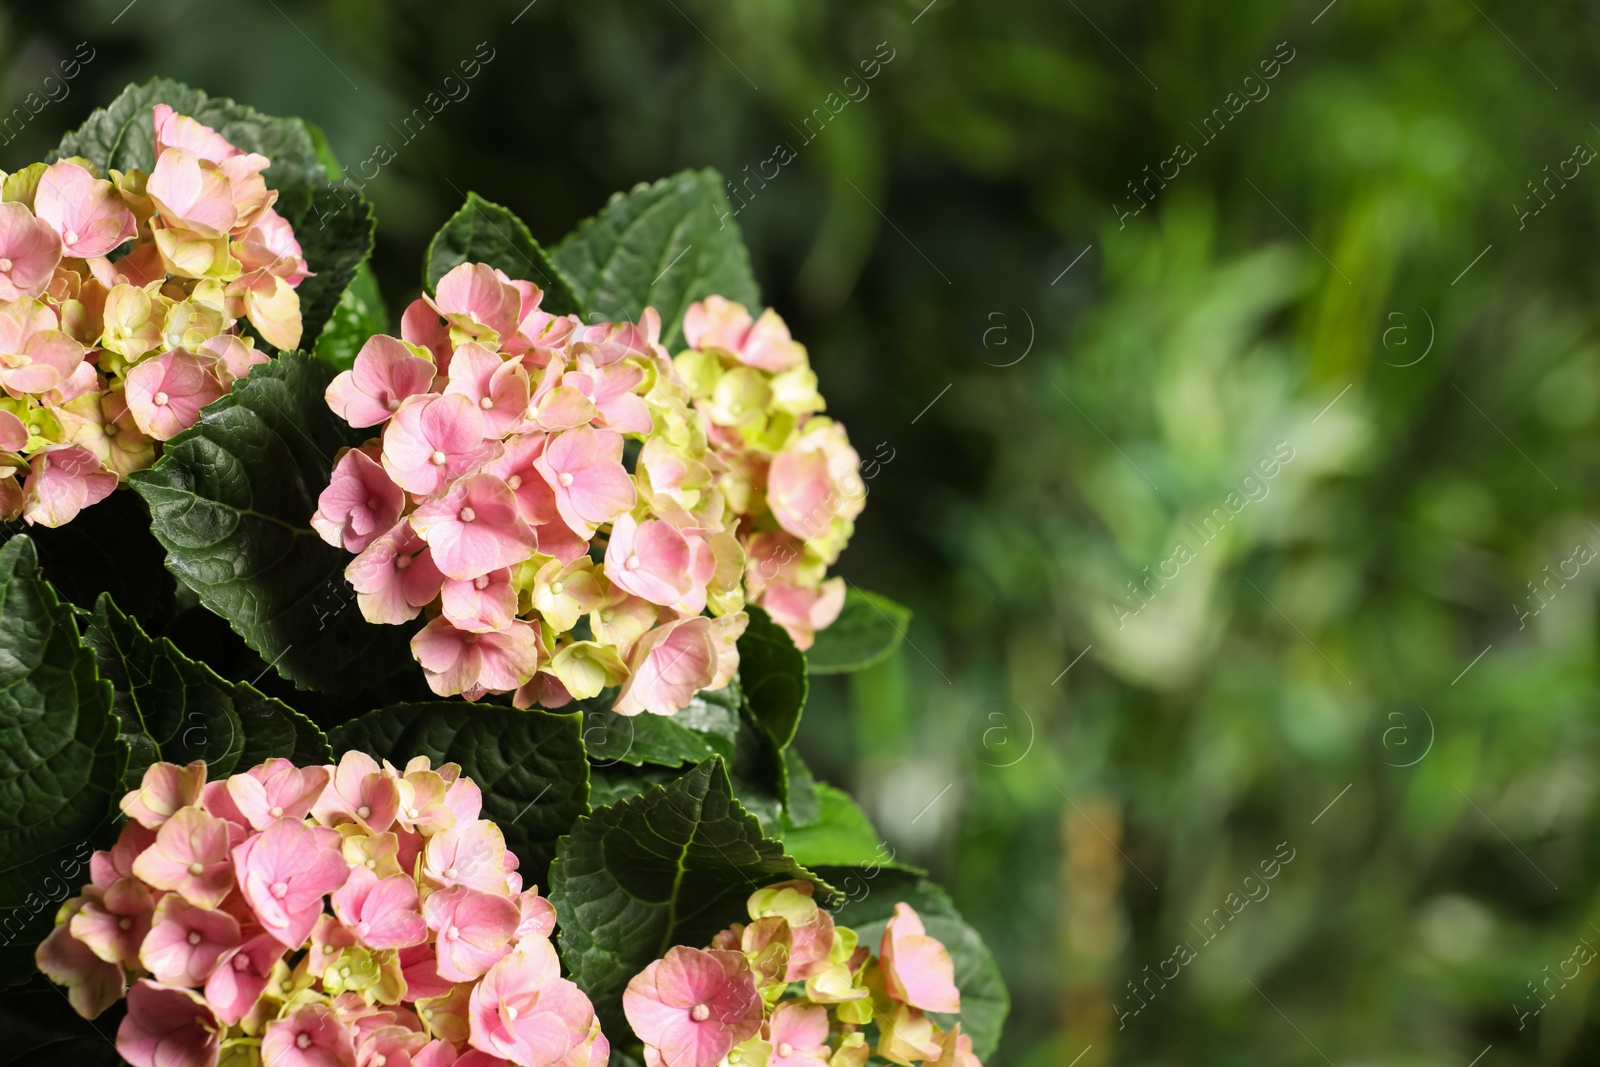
xmin=550 ymin=758 xmax=834 ymax=1038
xmin=818 ymin=869 xmax=1010 ymax=1061
xmin=0 ymin=538 xmax=123 ymax=987
xmin=780 ymin=783 xmax=920 ymax=872
xmin=577 ymin=685 xmax=740 ymax=768
xmin=129 ymin=351 xmax=412 ymax=695
xmin=87 ymin=593 xmax=329 ymax=787
xmin=551 ymin=169 xmax=759 ymax=349
xmin=275 ymin=184 xmax=377 ymax=355
xmin=807 ymin=589 xmax=911 ymax=674
xmin=783 ymin=749 xmax=820 ymax=827
xmin=425 ymin=193 xmax=579 ymax=315
xmin=51 ymin=78 xmax=323 ymax=188
xmin=311 ymin=260 xmax=388 ymax=374
xmin=330 ymin=703 xmax=587 ymax=888
xmin=738 ymin=606 xmax=807 ymax=750
xmin=730 ymin=709 xmax=786 ymax=835
xmin=0 ymin=489 xmax=174 ymax=632
xmin=586 ymin=763 xmax=679 ymax=810
xmin=0 ymin=976 xmax=124 ymax=1066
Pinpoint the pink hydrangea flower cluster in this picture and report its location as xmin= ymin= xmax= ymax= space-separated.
xmin=0 ymin=104 xmax=309 ymax=527
xmin=314 ymin=268 xmax=862 ymax=714
xmin=36 ymin=755 xmax=606 ymax=1067
xmin=623 ymin=882 xmax=979 ymax=1067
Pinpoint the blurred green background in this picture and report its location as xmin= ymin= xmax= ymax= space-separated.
xmin=7 ymin=0 xmax=1600 ymax=1062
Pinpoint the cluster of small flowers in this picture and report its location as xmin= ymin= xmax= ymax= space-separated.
xmin=36 ymin=756 xmax=605 ymax=1067
xmin=313 ymin=267 xmax=862 ymax=715
xmin=623 ymin=882 xmax=980 ymax=1067
xmin=0 ymin=104 xmax=307 ymax=527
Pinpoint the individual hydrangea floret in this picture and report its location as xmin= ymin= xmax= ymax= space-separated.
xmin=622 ymin=881 xmax=980 ymax=1067
xmin=0 ymin=104 xmax=310 ymax=527
xmin=315 ymin=269 xmax=866 ymax=716
xmin=37 ymin=755 xmax=608 ymax=1067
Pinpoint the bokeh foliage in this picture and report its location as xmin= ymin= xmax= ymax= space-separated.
xmin=4 ymin=0 xmax=1600 ymax=1062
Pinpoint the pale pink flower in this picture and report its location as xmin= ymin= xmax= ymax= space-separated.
xmin=204 ymin=933 xmax=285 ymax=1025
xmin=934 ymin=1024 xmax=982 ymax=1067
xmin=569 ymin=358 xmax=650 ymax=434
xmin=35 ymin=897 xmax=125 ymax=1019
xmin=758 ymin=578 xmax=845 ymax=652
xmin=233 ymin=819 xmax=350 ymax=948
xmin=467 ymin=939 xmax=598 ymax=1067
xmin=0 ymin=407 xmax=24 ymax=451
xmin=444 ymin=773 xmax=485 ymax=825
xmin=513 ymin=889 xmax=557 ymax=943
xmin=331 ymin=866 xmax=428 ymax=950
xmin=117 ymin=980 xmax=223 ymax=1067
xmin=399 ymin=943 xmax=455 ymax=1003
xmin=234 ymin=207 xmax=311 ymax=284
xmin=424 ymin=884 xmax=519 ymax=984
xmin=438 ymin=567 xmax=516 ymax=634
xmin=613 ymin=617 xmax=718 ymax=718
xmin=411 ymin=617 xmax=541 ymax=699
xmin=410 ymin=473 xmax=536 ymax=581
xmin=445 ymin=341 xmax=531 ymax=438
xmin=0 ymin=200 xmax=62 ymax=300
xmin=229 ymin=268 xmax=303 ymax=350
xmin=69 ymin=879 xmax=154 ymax=968
xmin=132 ymin=806 xmax=236 ymax=909
xmin=588 ymin=590 xmax=659 ymax=660
xmin=313 ymin=447 xmax=406 ymax=554
xmin=622 ymin=946 xmax=762 ymax=1067
xmin=430 ymin=263 xmax=522 ymax=344
xmin=91 ymin=820 xmax=157 ymax=888
xmin=21 ymin=444 xmax=117 ymax=527
xmin=140 ymin=893 xmax=243 ymax=986
xmin=153 ymin=104 xmax=237 ymax=163
xmin=511 ymin=672 xmax=574 ymax=711
xmin=706 ymin=613 xmax=746 ymax=693
xmin=768 ymin=1001 xmax=831 ymax=1067
xmin=121 ymin=759 xmax=209 ymax=829
xmin=198 ymin=333 xmax=269 ymax=385
xmin=125 ymin=350 xmax=226 ymax=441
xmin=312 ymin=750 xmax=401 ymax=831
xmin=262 ymin=1003 xmax=357 ymax=1067
xmin=0 ymin=298 xmax=86 ymax=396
xmin=533 ymin=427 xmax=634 ymax=539
xmin=485 ymin=434 xmax=555 ymax=524
xmin=424 ymin=819 xmax=511 ymax=896
xmin=603 ymin=513 xmax=692 ymax=607
xmin=382 ymin=393 xmax=499 ymax=496
xmin=401 ymin=298 xmax=454 ymax=368
xmin=34 ymin=162 xmax=137 ymax=258
xmin=767 ymin=420 xmax=863 ymax=549
xmin=200 ymin=779 xmax=252 ymax=835
xmin=881 ymin=902 xmax=960 ymax=1013
xmin=149 ymin=148 xmax=239 ymax=236
xmin=683 ymin=296 xmax=805 ymax=373
xmin=327 ymin=335 xmax=437 ymax=428
xmin=347 ymin=522 xmax=446 ymax=625
xmin=227 ymin=758 xmax=332 ymax=831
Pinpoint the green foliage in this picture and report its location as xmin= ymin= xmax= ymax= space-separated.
xmin=129 ymin=351 xmax=412 ymax=694
xmin=736 ymin=605 xmax=808 ymax=750
xmin=0 ymin=976 xmax=122 ymax=1066
xmin=551 ymin=169 xmax=759 ymax=348
xmin=330 ymin=702 xmax=587 ymax=888
xmin=576 ymin=684 xmax=740 ymax=768
xmin=424 ymin=192 xmax=579 ymax=314
xmin=87 ymin=594 xmax=329 ymax=787
xmin=780 ymin=782 xmax=915 ymax=871
xmin=550 ymin=758 xmax=833 ymax=1038
xmin=275 ymin=183 xmax=376 ymax=355
xmin=312 ymin=260 xmax=389 ymax=373
xmin=807 ymin=589 xmax=910 ymax=674
xmin=0 ymin=538 xmax=123 ymax=987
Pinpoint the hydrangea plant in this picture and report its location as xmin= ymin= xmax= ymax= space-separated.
xmin=0 ymin=81 xmax=1007 ymax=1067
